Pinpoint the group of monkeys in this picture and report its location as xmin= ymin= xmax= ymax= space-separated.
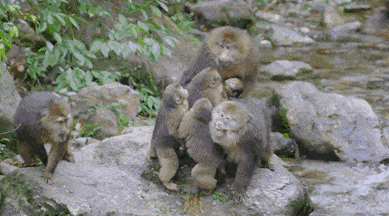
xmin=147 ymin=26 xmax=273 ymax=200
xmin=12 ymin=26 xmax=273 ymax=200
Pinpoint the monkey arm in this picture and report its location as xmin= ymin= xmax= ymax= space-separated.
xmin=44 ymin=141 xmax=68 ymax=184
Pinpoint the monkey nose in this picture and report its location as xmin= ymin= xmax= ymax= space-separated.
xmin=58 ymin=133 xmax=67 ymax=142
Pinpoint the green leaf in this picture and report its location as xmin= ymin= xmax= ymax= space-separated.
xmin=46 ymin=41 xmax=54 ymax=51
xmin=48 ymin=48 xmax=60 ymax=66
xmin=47 ymin=14 xmax=54 ymax=24
xmin=118 ymin=14 xmax=127 ymax=25
xmin=138 ymin=21 xmax=149 ymax=33
xmin=73 ymin=51 xmax=85 ymax=66
xmin=158 ymin=1 xmax=168 ymax=12
xmin=85 ymin=59 xmax=93 ymax=69
xmin=54 ymin=13 xmax=66 ymax=25
xmin=130 ymin=25 xmax=138 ymax=38
xmin=140 ymin=9 xmax=148 ymax=20
xmin=66 ymin=69 xmax=78 ymax=91
xmin=150 ymin=5 xmax=162 ymax=17
xmin=37 ymin=22 xmax=47 ymax=33
xmin=90 ymin=40 xmax=103 ymax=53
xmin=100 ymin=42 xmax=109 ymax=57
xmin=53 ymin=33 xmax=62 ymax=43
xmin=85 ymin=71 xmax=93 ymax=85
xmin=108 ymin=40 xmax=122 ymax=55
xmin=152 ymin=43 xmax=160 ymax=60
xmin=68 ymin=16 xmax=80 ymax=29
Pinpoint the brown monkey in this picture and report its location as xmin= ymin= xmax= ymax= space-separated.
xmin=14 ymin=92 xmax=75 ymax=184
xmin=185 ymin=67 xmax=228 ymax=108
xmin=147 ymin=83 xmax=189 ymax=190
xmin=179 ymin=26 xmax=261 ymax=97
xmin=209 ymin=98 xmax=273 ymax=201
xmin=178 ymin=98 xmax=226 ymax=190
xmin=6 ymin=45 xmax=27 ymax=81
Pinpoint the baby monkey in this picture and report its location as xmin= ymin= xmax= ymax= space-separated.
xmin=14 ymin=92 xmax=75 ymax=184
xmin=178 ymin=98 xmax=226 ymax=190
xmin=148 ymin=83 xmax=189 ymax=190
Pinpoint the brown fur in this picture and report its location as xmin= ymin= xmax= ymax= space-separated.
xmin=6 ymin=45 xmax=27 ymax=81
xmin=185 ymin=67 xmax=228 ymax=108
xmin=179 ymin=26 xmax=260 ymax=97
xmin=14 ymin=92 xmax=75 ymax=184
xmin=178 ymin=98 xmax=226 ymax=190
xmin=209 ymin=98 xmax=273 ymax=201
xmin=147 ymin=83 xmax=189 ymax=190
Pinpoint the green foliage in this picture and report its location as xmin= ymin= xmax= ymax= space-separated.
xmin=88 ymin=102 xmax=129 ymax=132
xmin=76 ymin=124 xmax=101 ymax=138
xmin=212 ymin=192 xmax=225 ymax=204
xmin=170 ymin=11 xmax=194 ymax=32
xmin=0 ymin=3 xmax=20 ymax=61
xmin=136 ymin=83 xmax=162 ymax=116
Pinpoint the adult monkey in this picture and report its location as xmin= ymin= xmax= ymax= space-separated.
xmin=209 ymin=98 xmax=273 ymax=201
xmin=179 ymin=26 xmax=261 ymax=98
xmin=147 ymin=83 xmax=189 ymax=190
xmin=14 ymin=92 xmax=75 ymax=184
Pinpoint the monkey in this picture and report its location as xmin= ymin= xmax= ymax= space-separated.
xmin=13 ymin=91 xmax=75 ymax=184
xmin=179 ymin=26 xmax=261 ymax=98
xmin=185 ymin=67 xmax=228 ymax=108
xmin=147 ymin=83 xmax=189 ymax=190
xmin=209 ymin=98 xmax=273 ymax=201
xmin=177 ymin=98 xmax=226 ymax=190
xmin=5 ymin=45 xmax=27 ymax=81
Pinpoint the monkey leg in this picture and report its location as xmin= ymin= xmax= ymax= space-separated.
xmin=156 ymin=147 xmax=179 ymax=190
xmin=18 ymin=141 xmax=39 ymax=167
xmin=44 ymin=142 xmax=67 ymax=184
xmin=233 ymin=159 xmax=256 ymax=202
xmin=146 ymin=141 xmax=157 ymax=159
xmin=62 ymin=140 xmax=76 ymax=163
xmin=191 ymin=163 xmax=217 ymax=190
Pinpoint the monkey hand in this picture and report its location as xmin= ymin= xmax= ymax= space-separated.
xmin=232 ymin=189 xmax=247 ymax=203
xmin=63 ymin=153 xmax=76 ymax=163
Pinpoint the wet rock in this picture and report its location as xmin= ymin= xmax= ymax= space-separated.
xmin=366 ymin=78 xmax=385 ymax=89
xmin=329 ymin=21 xmax=362 ymax=42
xmin=261 ymin=60 xmax=313 ymax=78
xmin=255 ymin=11 xmax=285 ymax=24
xmin=361 ymin=7 xmax=389 ymax=34
xmin=265 ymin=25 xmax=315 ymax=46
xmin=187 ymin=0 xmax=252 ymax=29
xmin=275 ymin=81 xmax=389 ymax=162
xmin=324 ymin=6 xmax=344 ymax=28
xmin=342 ymin=4 xmax=371 ymax=13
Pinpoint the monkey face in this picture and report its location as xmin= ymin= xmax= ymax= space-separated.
xmin=210 ymin=101 xmax=250 ymax=148
xmin=40 ymin=100 xmax=73 ymax=143
xmin=206 ymin=27 xmax=251 ymax=68
xmin=164 ymin=83 xmax=189 ymax=110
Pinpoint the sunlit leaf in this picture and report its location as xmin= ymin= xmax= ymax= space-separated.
xmin=150 ymin=5 xmax=162 ymax=17
xmin=100 ymin=42 xmax=109 ymax=57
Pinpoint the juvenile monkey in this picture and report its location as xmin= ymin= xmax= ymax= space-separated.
xmin=178 ymin=98 xmax=226 ymax=190
xmin=209 ymin=98 xmax=273 ymax=201
xmin=185 ymin=67 xmax=227 ymax=108
xmin=148 ymin=83 xmax=189 ymax=190
xmin=179 ymin=26 xmax=261 ymax=97
xmin=6 ymin=45 xmax=27 ymax=81
xmin=14 ymin=92 xmax=75 ymax=184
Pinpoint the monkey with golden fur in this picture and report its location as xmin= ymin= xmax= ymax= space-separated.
xmin=179 ymin=26 xmax=261 ymax=98
xmin=185 ymin=67 xmax=228 ymax=108
xmin=178 ymin=98 xmax=226 ymax=190
xmin=14 ymin=92 xmax=75 ymax=184
xmin=209 ymin=98 xmax=273 ymax=201
xmin=147 ymin=83 xmax=189 ymax=190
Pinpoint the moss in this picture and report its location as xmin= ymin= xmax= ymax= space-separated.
xmin=287 ymin=192 xmax=314 ymax=216
xmin=271 ymin=75 xmax=296 ymax=81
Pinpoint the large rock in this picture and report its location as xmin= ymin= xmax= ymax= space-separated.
xmin=265 ymin=25 xmax=315 ymax=46
xmin=69 ymin=82 xmax=140 ymax=121
xmin=0 ymin=64 xmax=21 ymax=122
xmin=0 ymin=126 xmax=311 ymax=215
xmin=275 ymin=81 xmax=389 ymax=162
